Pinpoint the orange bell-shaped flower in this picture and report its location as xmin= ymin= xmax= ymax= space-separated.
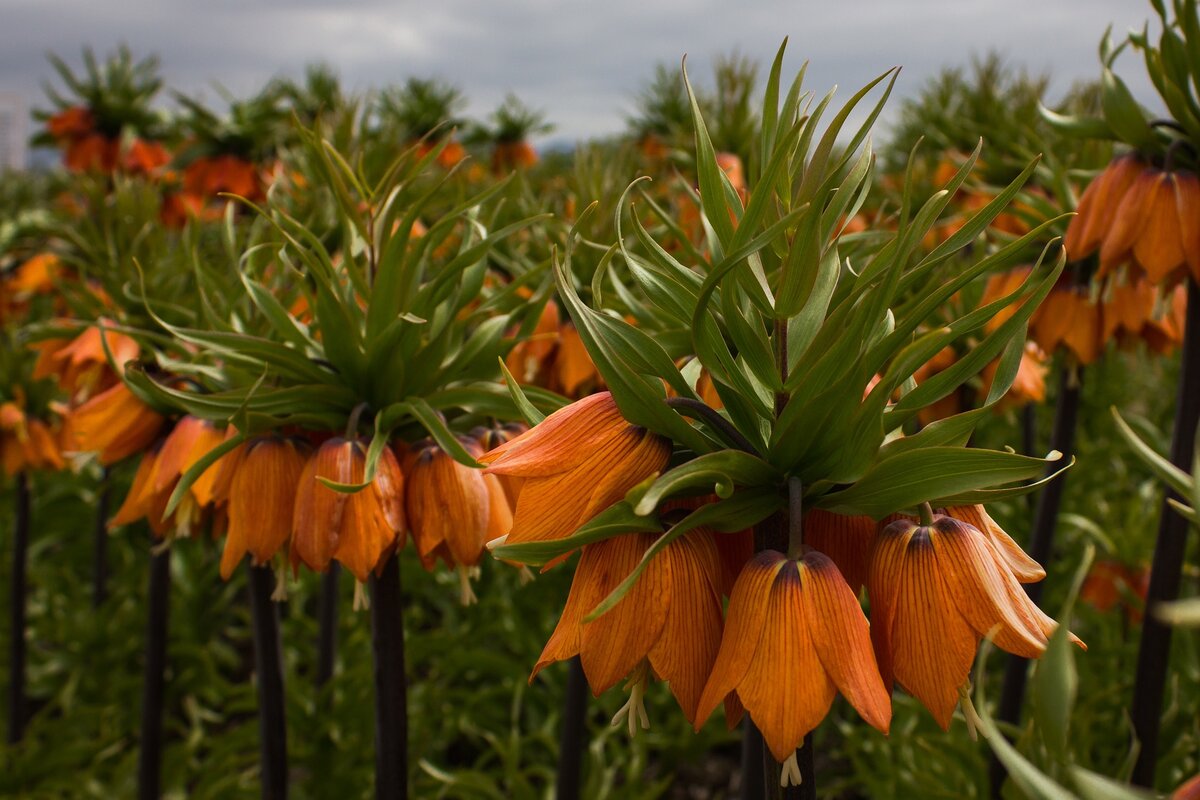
xmin=290 ymin=438 xmax=405 ymax=583
xmin=1064 ymin=154 xmax=1145 ymax=261
xmin=405 ymin=440 xmax=491 ymax=601
xmin=868 ymin=514 xmax=1082 ymax=729
xmin=219 ymin=436 xmax=310 ymax=579
xmin=534 ymin=530 xmax=726 ymax=727
xmin=481 ymin=392 xmax=672 ymax=552
xmin=696 ymin=550 xmax=891 ymax=779
xmin=63 ymin=382 xmax=165 ymax=466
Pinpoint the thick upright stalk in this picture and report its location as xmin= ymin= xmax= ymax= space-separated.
xmin=990 ymin=361 xmax=1083 ymax=797
xmin=249 ymin=565 xmax=288 ymax=800
xmin=7 ymin=471 xmax=30 ymax=744
xmin=316 ymin=563 xmax=339 ymax=688
xmin=1131 ymin=277 xmax=1200 ymax=788
xmin=740 ymin=720 xmax=765 ymax=800
xmin=92 ymin=469 xmax=111 ymax=608
xmin=555 ymin=656 xmax=587 ymax=800
xmin=370 ymin=556 xmax=407 ymax=800
xmin=138 ymin=542 xmax=172 ymax=800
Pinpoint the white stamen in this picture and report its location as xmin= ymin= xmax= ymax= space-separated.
xmin=781 ymin=752 xmax=803 ymax=787
xmin=610 ymin=669 xmax=651 ymax=738
xmin=271 ymin=561 xmax=289 ymax=602
xmin=458 ymin=565 xmax=478 ymax=606
xmin=353 ymin=580 xmax=370 ymax=611
xmin=485 ymin=534 xmax=509 ymax=550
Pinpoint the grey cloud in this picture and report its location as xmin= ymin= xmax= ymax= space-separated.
xmin=0 ymin=0 xmax=1168 ymax=144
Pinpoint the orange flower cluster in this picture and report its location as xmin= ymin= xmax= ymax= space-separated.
xmin=31 ymin=323 xmax=166 ymax=466
xmin=481 ymin=393 xmax=1076 ymax=776
xmin=111 ymin=415 xmax=226 ymax=538
xmin=44 ymin=105 xmax=169 ymax=176
xmin=0 ymin=396 xmax=64 ymax=476
xmin=504 ymin=300 xmax=602 ymax=399
xmin=982 ymin=267 xmax=1186 ymax=365
xmin=1066 ymin=154 xmax=1200 ymax=286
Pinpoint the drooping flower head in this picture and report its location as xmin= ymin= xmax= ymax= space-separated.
xmin=219 ymin=436 xmax=311 ymax=579
xmin=481 ymin=392 xmax=672 ymax=553
xmin=405 ymin=439 xmax=491 ymax=603
xmin=290 ymin=437 xmax=406 ymax=584
xmin=868 ymin=513 xmax=1082 ymax=729
xmin=696 ymin=550 xmax=891 ymax=776
xmin=534 ymin=530 xmax=726 ymax=728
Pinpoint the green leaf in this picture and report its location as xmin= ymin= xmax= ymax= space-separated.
xmin=1111 ymin=408 xmax=1193 ymax=498
xmin=633 ymin=451 xmax=782 ymax=515
xmin=497 ymin=358 xmax=548 ymax=426
xmin=488 ymin=500 xmax=663 ymax=566
xmin=1032 ymin=545 xmax=1092 ymax=760
xmin=973 ymin=643 xmax=1079 ymax=800
xmin=816 ymin=447 xmax=1064 ymax=518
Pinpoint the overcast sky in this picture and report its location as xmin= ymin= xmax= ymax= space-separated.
xmin=0 ymin=0 xmax=1163 ymax=147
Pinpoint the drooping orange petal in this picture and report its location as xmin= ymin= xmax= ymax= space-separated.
xmin=552 ymin=323 xmax=600 ymax=398
xmin=801 ymin=552 xmax=891 ymax=735
xmin=480 ymin=392 xmax=627 ymax=475
xmin=405 ymin=445 xmax=488 ymax=566
xmin=1176 ymin=172 xmax=1200 ymax=283
xmin=1069 ymin=155 xmax=1144 ymax=260
xmin=290 ymin=439 xmax=354 ymax=574
xmin=737 ymin=563 xmax=836 ymax=763
xmin=1100 ymin=169 xmax=1155 ymax=276
xmin=889 ymin=530 xmax=978 ymax=730
xmin=930 ymin=518 xmax=1048 ymax=658
xmin=579 ymin=532 xmax=671 ymax=696
xmin=695 ymin=551 xmax=783 ymax=728
xmin=505 ymin=429 xmax=670 ymax=547
xmin=944 ymin=505 xmax=1045 ymax=583
xmin=1134 ymin=172 xmax=1187 ymax=284
xmin=532 ymin=550 xmax=604 ymax=680
xmin=646 ymin=532 xmax=725 ymax=724
xmin=803 ymin=509 xmax=876 ymax=592
xmin=110 ymin=448 xmax=161 ymax=528
xmin=221 ymin=437 xmax=308 ymax=579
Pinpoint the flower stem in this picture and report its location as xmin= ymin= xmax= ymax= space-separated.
xmin=665 ymin=396 xmax=758 ymax=454
xmin=249 ymin=565 xmax=288 ymax=800
xmin=787 ymin=477 xmax=803 ymax=560
xmin=740 ymin=720 xmax=765 ymax=800
xmin=137 ymin=536 xmax=171 ymax=800
xmin=316 ymin=563 xmax=339 ymax=689
xmin=990 ymin=358 xmax=1083 ymax=797
xmin=1131 ymin=277 xmax=1200 ymax=787
xmin=555 ymin=656 xmax=588 ymax=800
xmin=370 ymin=555 xmax=408 ymax=800
xmin=7 ymin=471 xmax=30 ymax=744
xmin=918 ymin=502 xmax=935 ymax=527
xmin=92 ymin=468 xmax=111 ymax=608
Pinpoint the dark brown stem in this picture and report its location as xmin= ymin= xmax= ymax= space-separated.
xmin=555 ymin=656 xmax=587 ymax=800
xmin=92 ymin=469 xmax=111 ymax=608
xmin=665 ymin=397 xmax=758 ymax=454
xmin=249 ymin=566 xmax=288 ymax=800
xmin=1131 ymin=277 xmax=1200 ymax=788
xmin=137 ymin=539 xmax=171 ymax=800
xmin=7 ymin=471 xmax=30 ymax=744
xmin=370 ymin=555 xmax=407 ymax=799
xmin=316 ymin=563 xmax=339 ymax=688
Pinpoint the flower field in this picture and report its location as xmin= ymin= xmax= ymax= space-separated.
xmin=1 ymin=5 xmax=1200 ymax=799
